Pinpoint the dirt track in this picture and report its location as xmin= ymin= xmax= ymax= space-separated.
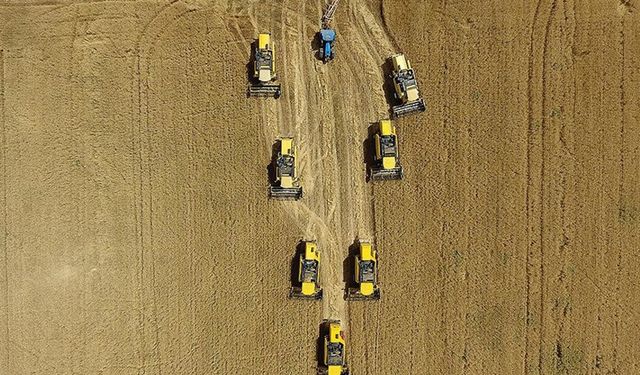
xmin=1 ymin=0 xmax=639 ymax=374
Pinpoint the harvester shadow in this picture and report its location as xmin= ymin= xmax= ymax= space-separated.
xmin=245 ymin=40 xmax=256 ymax=97
xmin=381 ymin=58 xmax=396 ymax=117
xmin=362 ymin=123 xmax=379 ymax=183
xmin=342 ymin=240 xmax=361 ymax=297
xmin=289 ymin=240 xmax=306 ymax=288
xmin=266 ymin=140 xmax=279 ymax=189
xmin=316 ymin=320 xmax=329 ymax=367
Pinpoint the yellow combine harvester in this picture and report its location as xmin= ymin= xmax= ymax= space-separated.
xmin=249 ymin=33 xmax=282 ymax=98
xmin=370 ymin=119 xmax=403 ymax=181
xmin=389 ymin=53 xmax=426 ymax=118
xmin=290 ymin=241 xmax=322 ymax=300
xmin=318 ymin=320 xmax=349 ymax=375
xmin=346 ymin=241 xmax=380 ymax=300
xmin=269 ymin=137 xmax=303 ymax=199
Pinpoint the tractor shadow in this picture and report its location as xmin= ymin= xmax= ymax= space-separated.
xmin=362 ymin=123 xmax=379 ymax=183
xmin=381 ymin=58 xmax=396 ymax=117
xmin=342 ymin=240 xmax=361 ymax=297
xmin=311 ymin=31 xmax=322 ymax=61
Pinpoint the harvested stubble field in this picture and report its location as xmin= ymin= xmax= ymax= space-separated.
xmin=1 ymin=0 xmax=639 ymax=374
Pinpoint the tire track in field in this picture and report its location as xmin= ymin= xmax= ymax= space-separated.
xmin=229 ymin=0 xmax=346 ymax=323
xmin=225 ymin=0 xmax=396 ymax=367
xmin=279 ymin=0 xmax=347 ymax=323
xmin=228 ymin=0 xmax=345 ymax=322
xmin=134 ymin=2 xmax=199 ymax=371
xmin=525 ymin=0 xmax=557 ymax=373
xmin=335 ymin=2 xmax=397 ymax=373
xmin=0 ymin=48 xmax=9 ymax=375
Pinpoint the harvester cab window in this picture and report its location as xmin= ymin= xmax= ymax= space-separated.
xmin=395 ymin=70 xmax=416 ymax=90
xmin=256 ymin=50 xmax=272 ymax=68
xmin=327 ymin=343 xmax=344 ymax=365
xmin=277 ymin=155 xmax=294 ymax=175
xmin=277 ymin=155 xmax=293 ymax=166
xmin=359 ymin=261 xmax=375 ymax=282
xmin=380 ymin=136 xmax=397 ymax=157
xmin=302 ymin=260 xmax=318 ymax=281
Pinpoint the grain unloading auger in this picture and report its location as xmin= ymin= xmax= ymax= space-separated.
xmin=290 ymin=241 xmax=323 ymax=300
xmin=370 ymin=119 xmax=404 ymax=181
xmin=269 ymin=137 xmax=303 ymax=200
xmin=388 ymin=53 xmax=426 ymax=118
xmin=321 ymin=0 xmax=339 ymax=27
xmin=249 ymin=33 xmax=282 ymax=98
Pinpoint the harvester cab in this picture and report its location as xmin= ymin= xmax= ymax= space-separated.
xmin=290 ymin=241 xmax=323 ymax=300
xmin=269 ymin=137 xmax=303 ymax=200
xmin=346 ymin=241 xmax=381 ymax=300
xmin=319 ymin=320 xmax=349 ymax=375
xmin=249 ymin=33 xmax=282 ymax=98
xmin=370 ymin=119 xmax=404 ymax=181
xmin=389 ymin=53 xmax=426 ymax=118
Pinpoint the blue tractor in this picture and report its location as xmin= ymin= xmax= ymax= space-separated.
xmin=318 ymin=28 xmax=336 ymax=63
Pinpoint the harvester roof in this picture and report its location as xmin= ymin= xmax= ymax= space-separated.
xmin=258 ymin=33 xmax=271 ymax=50
xmin=280 ymin=138 xmax=294 ymax=155
xmin=328 ymin=323 xmax=344 ymax=343
xmin=391 ymin=53 xmax=409 ymax=71
xmin=305 ymin=241 xmax=319 ymax=259
xmin=359 ymin=242 xmax=375 ymax=260
xmin=379 ymin=120 xmax=394 ymax=135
